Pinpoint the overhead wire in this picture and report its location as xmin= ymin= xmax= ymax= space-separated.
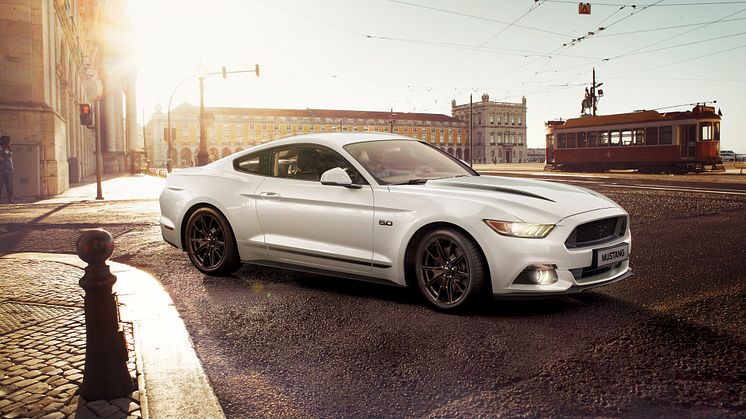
xmin=542 ymin=0 xmax=746 ymax=6
xmin=252 ymin=0 xmax=368 ymax=36
xmin=394 ymin=0 xmax=548 ymax=109
xmin=479 ymin=0 xmax=661 ymax=90
xmin=592 ymin=16 xmax=746 ymax=37
xmin=520 ymin=3 xmax=746 ymax=93
xmin=609 ymin=42 xmax=746 ymax=79
xmin=362 ymin=35 xmax=606 ymax=59
xmin=605 ymin=6 xmax=746 ymax=61
xmin=252 ymin=0 xmax=742 ymax=114
xmin=382 ymin=0 xmax=571 ymax=37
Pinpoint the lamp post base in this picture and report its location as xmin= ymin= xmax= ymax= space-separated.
xmin=196 ymin=151 xmax=210 ymax=166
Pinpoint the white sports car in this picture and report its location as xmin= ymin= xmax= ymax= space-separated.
xmin=159 ymin=133 xmax=632 ymax=310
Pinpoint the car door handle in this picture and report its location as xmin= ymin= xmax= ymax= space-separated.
xmin=259 ymin=192 xmax=281 ymax=200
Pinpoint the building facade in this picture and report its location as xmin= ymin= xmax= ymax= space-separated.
xmin=0 ymin=0 xmax=140 ymax=197
xmin=452 ymin=94 xmax=528 ymax=164
xmin=146 ymin=104 xmax=470 ymax=168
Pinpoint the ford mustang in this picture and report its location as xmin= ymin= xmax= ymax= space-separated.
xmin=159 ymin=133 xmax=632 ymax=310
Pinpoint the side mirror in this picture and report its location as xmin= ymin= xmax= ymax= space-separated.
xmin=320 ymin=167 xmax=362 ymax=189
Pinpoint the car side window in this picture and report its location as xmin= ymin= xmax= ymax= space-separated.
xmin=233 ymin=149 xmax=270 ymax=176
xmin=272 ymin=146 xmax=366 ymax=184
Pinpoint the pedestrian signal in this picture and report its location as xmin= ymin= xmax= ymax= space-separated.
xmin=80 ymin=103 xmax=94 ymax=127
xmin=579 ymin=2 xmax=591 ymax=14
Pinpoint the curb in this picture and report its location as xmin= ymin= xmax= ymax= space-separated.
xmin=1 ymin=253 xmax=225 ymax=419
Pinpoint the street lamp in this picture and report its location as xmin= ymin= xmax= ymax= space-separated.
xmin=195 ymin=63 xmax=209 ymax=166
xmin=165 ymin=64 xmax=260 ymax=171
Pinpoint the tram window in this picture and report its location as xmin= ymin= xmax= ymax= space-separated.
xmin=558 ymin=133 xmax=566 ymax=148
xmin=646 ymin=127 xmax=658 ymax=145
xmin=633 ymin=129 xmax=645 ymax=145
xmin=599 ymin=131 xmax=609 ymax=147
xmin=567 ymin=132 xmax=577 ymax=148
xmin=588 ymin=131 xmax=598 ymax=147
xmin=577 ymin=132 xmax=587 ymax=148
xmin=700 ymin=122 xmax=713 ymax=141
xmin=660 ymin=126 xmax=673 ymax=145
xmin=714 ymin=122 xmax=720 ymax=141
xmin=621 ymin=130 xmax=633 ymax=146
xmin=610 ymin=130 xmax=621 ymax=146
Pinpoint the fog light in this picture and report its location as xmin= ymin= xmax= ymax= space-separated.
xmin=514 ymin=264 xmax=558 ymax=285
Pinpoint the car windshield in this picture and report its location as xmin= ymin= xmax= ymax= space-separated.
xmin=344 ymin=140 xmax=474 ymax=185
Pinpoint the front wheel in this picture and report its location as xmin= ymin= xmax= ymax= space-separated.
xmin=185 ymin=207 xmax=241 ymax=276
xmin=414 ymin=229 xmax=486 ymax=311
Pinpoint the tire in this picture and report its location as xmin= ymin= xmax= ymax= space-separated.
xmin=184 ymin=207 xmax=241 ymax=276
xmin=414 ymin=228 xmax=486 ymax=311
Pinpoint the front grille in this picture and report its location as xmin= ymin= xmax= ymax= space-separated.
xmin=565 ymin=216 xmax=626 ymax=249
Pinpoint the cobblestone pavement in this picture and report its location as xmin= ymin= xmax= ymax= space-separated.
xmin=1 ymin=175 xmax=223 ymax=419
xmin=0 ymin=258 xmax=141 ymax=419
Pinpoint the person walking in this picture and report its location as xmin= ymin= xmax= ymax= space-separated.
xmin=0 ymin=135 xmax=14 ymax=203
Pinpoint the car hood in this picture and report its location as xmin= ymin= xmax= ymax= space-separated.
xmin=396 ymin=175 xmax=621 ymax=224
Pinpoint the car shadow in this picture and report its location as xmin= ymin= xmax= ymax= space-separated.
xmin=204 ymin=262 xmax=623 ymax=317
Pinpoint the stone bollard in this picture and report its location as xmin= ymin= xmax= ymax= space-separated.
xmin=77 ymin=229 xmax=135 ymax=400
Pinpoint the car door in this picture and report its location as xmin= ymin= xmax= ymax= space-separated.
xmin=255 ymin=144 xmax=375 ymax=275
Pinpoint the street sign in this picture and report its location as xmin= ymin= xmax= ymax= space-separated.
xmin=579 ymin=2 xmax=591 ymax=14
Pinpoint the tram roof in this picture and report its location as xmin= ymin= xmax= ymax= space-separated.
xmin=550 ymin=107 xmax=720 ymax=130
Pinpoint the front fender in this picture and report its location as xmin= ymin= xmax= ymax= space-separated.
xmin=371 ymin=188 xmax=517 ymax=286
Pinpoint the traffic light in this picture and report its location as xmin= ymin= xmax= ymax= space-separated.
xmin=80 ymin=103 xmax=93 ymax=127
xmin=255 ymin=64 xmax=260 ymax=77
xmin=222 ymin=66 xmax=227 ymax=79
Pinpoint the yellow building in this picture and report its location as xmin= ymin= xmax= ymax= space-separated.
xmin=147 ymin=104 xmax=470 ymax=168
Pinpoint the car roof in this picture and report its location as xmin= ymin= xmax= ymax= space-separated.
xmin=253 ymin=132 xmax=411 ymax=149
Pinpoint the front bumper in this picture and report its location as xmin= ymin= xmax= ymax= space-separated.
xmin=475 ymin=207 xmax=633 ymax=296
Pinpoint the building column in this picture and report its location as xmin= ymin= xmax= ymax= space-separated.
xmin=125 ymin=73 xmax=143 ymax=173
xmin=102 ymin=69 xmax=125 ymax=173
xmin=126 ymin=74 xmax=142 ymax=150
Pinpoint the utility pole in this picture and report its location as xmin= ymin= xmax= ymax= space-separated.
xmin=94 ymin=102 xmax=104 ymax=200
xmin=196 ymin=75 xmax=209 ymax=166
xmin=469 ymin=94 xmax=473 ymax=167
xmin=142 ymin=109 xmax=148 ymax=170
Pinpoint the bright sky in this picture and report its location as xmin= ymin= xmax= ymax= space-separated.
xmin=128 ymin=0 xmax=746 ymax=151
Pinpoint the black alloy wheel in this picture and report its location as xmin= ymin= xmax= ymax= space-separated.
xmin=185 ymin=207 xmax=241 ymax=276
xmin=415 ymin=229 xmax=486 ymax=310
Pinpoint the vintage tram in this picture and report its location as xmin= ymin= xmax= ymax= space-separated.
xmin=544 ymin=105 xmax=722 ymax=173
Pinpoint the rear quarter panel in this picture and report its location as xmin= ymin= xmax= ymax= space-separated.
xmin=160 ymin=168 xmax=267 ymax=259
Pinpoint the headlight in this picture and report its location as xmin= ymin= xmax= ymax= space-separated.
xmin=484 ymin=220 xmax=555 ymax=238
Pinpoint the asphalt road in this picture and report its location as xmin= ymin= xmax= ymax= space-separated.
xmin=152 ymin=176 xmax=746 ymax=418
xmin=2 ymin=174 xmax=745 ymax=417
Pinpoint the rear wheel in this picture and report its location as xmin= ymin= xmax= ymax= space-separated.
xmin=185 ymin=207 xmax=241 ymax=276
xmin=414 ymin=229 xmax=486 ymax=311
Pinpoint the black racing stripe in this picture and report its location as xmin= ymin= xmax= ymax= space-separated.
xmin=267 ymin=245 xmax=391 ymax=269
xmin=435 ymin=182 xmax=555 ymax=202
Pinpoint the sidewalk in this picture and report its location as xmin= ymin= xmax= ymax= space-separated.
xmin=0 ymin=176 xmax=225 ymax=418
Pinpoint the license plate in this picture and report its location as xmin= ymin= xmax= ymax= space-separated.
xmin=595 ymin=243 xmax=629 ymax=268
